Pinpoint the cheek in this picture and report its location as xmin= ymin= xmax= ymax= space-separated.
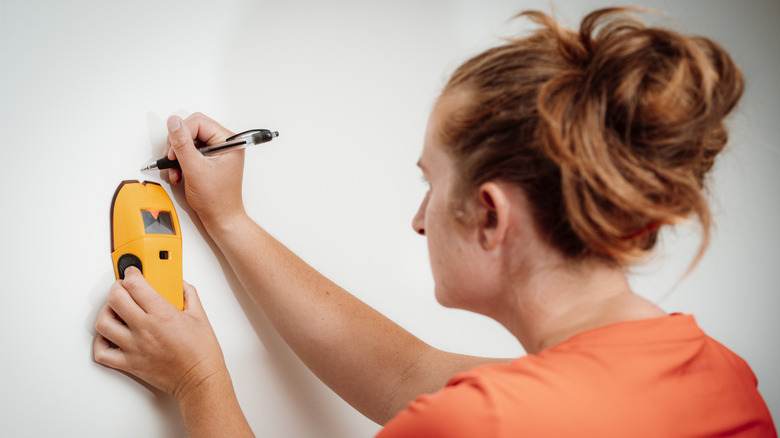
xmin=424 ymin=198 xmax=448 ymax=276
xmin=425 ymin=201 xmax=491 ymax=311
xmin=427 ymin=218 xmax=470 ymax=305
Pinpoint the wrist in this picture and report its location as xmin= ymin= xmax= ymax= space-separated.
xmin=175 ymin=364 xmax=232 ymax=407
xmin=176 ymin=366 xmax=254 ymax=437
xmin=201 ymin=209 xmax=250 ymax=237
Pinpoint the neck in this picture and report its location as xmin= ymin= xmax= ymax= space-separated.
xmin=496 ymin=256 xmax=665 ymax=354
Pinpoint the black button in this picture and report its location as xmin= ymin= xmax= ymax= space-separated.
xmin=117 ymin=254 xmax=143 ymax=279
xmin=159 ymin=250 xmax=169 ymax=260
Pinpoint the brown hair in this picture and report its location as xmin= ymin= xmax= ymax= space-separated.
xmin=439 ymin=7 xmax=744 ymax=266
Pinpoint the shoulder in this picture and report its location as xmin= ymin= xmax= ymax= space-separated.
xmin=377 ymin=315 xmax=775 ymax=437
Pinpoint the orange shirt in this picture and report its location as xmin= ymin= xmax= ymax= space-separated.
xmin=378 ymin=315 xmax=776 ymax=437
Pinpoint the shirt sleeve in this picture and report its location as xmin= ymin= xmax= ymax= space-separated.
xmin=375 ymin=375 xmax=500 ymax=438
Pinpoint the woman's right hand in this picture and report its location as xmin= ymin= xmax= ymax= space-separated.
xmin=165 ymin=113 xmax=246 ymax=228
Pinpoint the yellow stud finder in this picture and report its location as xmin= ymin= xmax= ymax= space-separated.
xmin=110 ymin=180 xmax=183 ymax=310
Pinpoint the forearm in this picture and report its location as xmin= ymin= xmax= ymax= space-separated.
xmin=178 ymin=368 xmax=254 ymax=438
xmin=204 ymin=214 xmax=498 ymax=423
xmin=204 ymin=214 xmax=424 ymax=421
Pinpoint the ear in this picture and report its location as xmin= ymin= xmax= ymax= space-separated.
xmin=476 ymin=182 xmax=510 ymax=251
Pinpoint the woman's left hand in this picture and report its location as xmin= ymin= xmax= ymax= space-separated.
xmin=93 ymin=266 xmax=227 ymax=402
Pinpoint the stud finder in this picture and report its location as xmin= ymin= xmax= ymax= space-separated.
xmin=110 ymin=180 xmax=183 ymax=310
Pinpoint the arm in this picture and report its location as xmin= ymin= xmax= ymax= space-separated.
xmin=93 ymin=268 xmax=254 ymax=437
xmin=208 ymin=212 xmax=508 ymax=423
xmin=166 ymin=113 xmax=508 ymax=424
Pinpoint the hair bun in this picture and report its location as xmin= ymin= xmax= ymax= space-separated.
xmin=533 ymin=8 xmax=744 ymax=264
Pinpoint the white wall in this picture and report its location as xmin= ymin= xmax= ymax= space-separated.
xmin=1 ymin=0 xmax=777 ymax=436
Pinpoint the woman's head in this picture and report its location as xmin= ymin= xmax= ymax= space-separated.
xmin=435 ymin=7 xmax=744 ymax=266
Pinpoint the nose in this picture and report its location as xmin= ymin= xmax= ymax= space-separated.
xmin=412 ymin=192 xmax=428 ymax=236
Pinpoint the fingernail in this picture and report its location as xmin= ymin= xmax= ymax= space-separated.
xmin=167 ymin=116 xmax=181 ymax=132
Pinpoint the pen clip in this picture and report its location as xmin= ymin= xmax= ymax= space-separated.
xmin=200 ymin=129 xmax=278 ymax=157
xmin=226 ymin=129 xmax=270 ymax=143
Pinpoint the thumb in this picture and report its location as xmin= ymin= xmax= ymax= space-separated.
xmin=167 ymin=115 xmax=202 ymax=174
xmin=182 ymin=281 xmax=205 ymax=315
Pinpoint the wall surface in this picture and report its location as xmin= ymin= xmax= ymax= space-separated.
xmin=1 ymin=0 xmax=777 ymax=436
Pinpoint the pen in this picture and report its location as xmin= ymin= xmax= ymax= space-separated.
xmin=141 ymin=129 xmax=279 ymax=171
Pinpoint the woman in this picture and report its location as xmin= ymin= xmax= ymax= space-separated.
xmin=93 ymin=8 xmax=775 ymax=437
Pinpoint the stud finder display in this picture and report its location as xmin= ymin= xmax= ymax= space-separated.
xmin=141 ymin=210 xmax=175 ymax=235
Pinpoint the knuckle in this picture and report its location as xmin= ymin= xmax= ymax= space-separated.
xmin=107 ymin=286 xmax=124 ymax=308
xmin=169 ymin=131 xmax=189 ymax=149
xmin=93 ymin=348 xmax=107 ymax=364
xmin=95 ymin=318 xmax=113 ymax=337
xmin=94 ymin=318 xmax=106 ymax=334
xmin=95 ymin=349 xmax=121 ymax=370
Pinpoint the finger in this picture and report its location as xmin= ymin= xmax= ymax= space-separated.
xmin=107 ymin=279 xmax=144 ymax=326
xmin=182 ymin=281 xmax=205 ymax=315
xmin=167 ymin=115 xmax=203 ymax=176
xmin=182 ymin=112 xmax=234 ymax=145
xmin=93 ymin=333 xmax=129 ymax=371
xmin=95 ymin=303 xmax=132 ymax=347
xmin=168 ymin=166 xmax=182 ymax=185
xmin=165 ymin=144 xmax=183 ymax=184
xmin=121 ymin=266 xmax=173 ymax=315
xmin=166 ymin=143 xmax=176 ymax=161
